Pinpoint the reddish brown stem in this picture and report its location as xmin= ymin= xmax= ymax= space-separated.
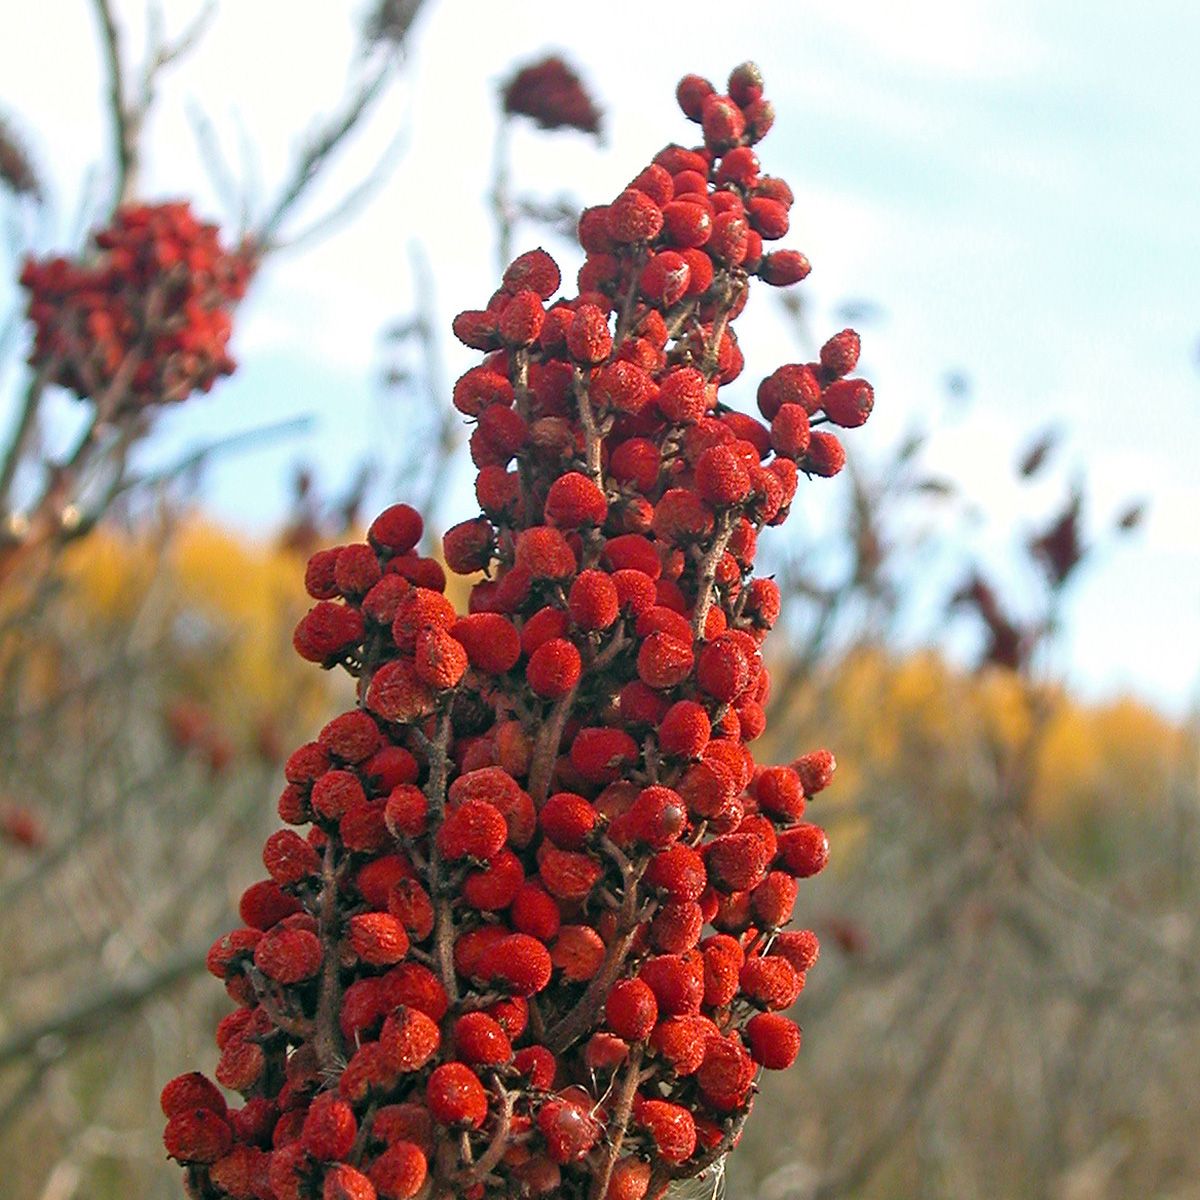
xmin=691 ymin=510 xmax=735 ymax=639
xmin=314 ymin=839 xmax=344 ymax=1073
xmin=457 ymin=1080 xmax=514 ymax=1186
xmin=572 ymin=367 xmax=604 ymax=487
xmin=589 ymin=1045 xmax=644 ymax=1200
xmin=546 ymin=839 xmax=647 ymax=1054
xmin=424 ymin=710 xmax=459 ymax=1003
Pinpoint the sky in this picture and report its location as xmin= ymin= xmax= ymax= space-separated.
xmin=1 ymin=0 xmax=1198 ymax=715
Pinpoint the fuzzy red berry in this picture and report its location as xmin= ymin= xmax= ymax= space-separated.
xmin=551 ymin=924 xmax=607 ymax=980
xmin=538 ymin=843 xmax=604 ymax=900
xmin=426 ymin=1063 xmax=489 ymax=1128
xmin=640 ymin=251 xmax=691 ymax=306
xmin=569 ymin=727 xmax=639 ymax=784
xmin=771 ymin=929 xmax=820 ymax=973
xmin=705 ymin=832 xmax=771 ymax=892
xmin=526 ymin=638 xmax=582 ymax=698
xmin=740 ymin=953 xmax=804 ymax=1011
xmin=294 ymin=602 xmax=364 ymax=664
xmin=634 ymin=1098 xmax=696 ymax=1164
xmin=606 ymin=977 xmax=659 ymax=1042
xmin=793 ymin=748 xmax=836 ymax=794
xmin=515 ymin=526 xmax=577 ymax=579
xmin=540 ymin=792 xmax=598 ymax=849
xmin=645 ymin=844 xmax=707 ymax=902
xmin=302 ymin=1092 xmax=358 ymax=1161
xmin=503 ymin=247 xmax=561 ymax=299
xmin=608 ymin=188 xmax=664 ymax=243
xmin=545 ymin=472 xmax=607 ymax=527
xmin=771 ymin=403 xmax=811 ymax=459
xmin=656 ymin=367 xmax=708 ymax=424
xmin=368 ymin=1141 xmax=428 ymax=1200
xmin=759 ymin=249 xmax=811 ymax=286
xmin=349 ymin=912 xmax=410 ymax=965
xmin=697 ymin=1034 xmax=755 ymax=1108
xmin=636 ymin=632 xmax=694 ymax=690
xmin=776 ymin=823 xmax=830 ymax=877
xmin=451 ymin=613 xmax=521 ymax=673
xmin=755 ymin=766 xmax=806 ymax=821
xmin=746 ymin=1012 xmax=801 ymax=1069
xmin=475 ymin=932 xmax=554 ymax=996
xmin=639 ymin=954 xmax=703 ymax=1016
xmin=512 ymin=883 xmax=562 ymax=940
xmin=370 ymin=504 xmax=424 ymax=554
xmin=592 ymin=360 xmax=655 ymax=414
xmin=437 ymin=799 xmax=508 ymax=861
xmin=658 ymin=700 xmax=711 ymax=759
xmin=567 ymin=303 xmax=613 ymax=364
xmin=254 ymin=926 xmax=322 ymax=984
xmin=163 ymin=1108 xmax=233 ymax=1163
xmin=538 ymin=1096 xmax=601 ymax=1163
xmin=380 ymin=1005 xmax=441 ymax=1071
xmin=701 ymin=94 xmax=745 ymax=150
xmin=454 ymin=1012 xmax=513 ymax=1065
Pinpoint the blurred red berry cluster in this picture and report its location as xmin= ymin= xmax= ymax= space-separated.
xmin=164 ymin=62 xmax=873 ymax=1200
xmin=19 ymin=201 xmax=252 ymax=410
xmin=501 ymin=55 xmax=602 ymax=136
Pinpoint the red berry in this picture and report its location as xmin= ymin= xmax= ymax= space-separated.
xmin=380 ymin=1005 xmax=441 ymax=1071
xmin=426 ymin=1063 xmax=489 ymax=1128
xmin=759 ymin=250 xmax=811 ymax=286
xmin=776 ymin=823 xmax=830 ymax=877
xmin=453 ymin=1011 xmax=513 ymax=1065
xmin=634 ymin=1097 xmax=696 ymax=1164
xmin=821 ymin=378 xmax=874 ymax=427
xmin=746 ymin=1012 xmax=801 ymax=1069
xmin=608 ymin=189 xmax=664 ymax=243
xmin=368 ymin=1141 xmax=428 ymax=1200
xmin=606 ymin=978 xmax=659 ymax=1042
xmin=474 ymin=933 xmax=554 ymax=996
xmin=503 ymin=248 xmax=561 ymax=299
xmin=526 ymin=638 xmax=582 ymax=698
xmin=545 ymin=472 xmax=607 ymax=527
xmin=676 ymin=74 xmax=715 ymax=120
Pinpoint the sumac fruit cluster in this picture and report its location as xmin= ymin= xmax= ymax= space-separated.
xmin=20 ymin=201 xmax=251 ymax=409
xmin=164 ymin=62 xmax=871 ymax=1200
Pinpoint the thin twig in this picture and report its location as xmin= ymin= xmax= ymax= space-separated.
xmin=313 ymin=839 xmax=345 ymax=1073
xmin=90 ymin=0 xmax=137 ymax=207
xmin=457 ymin=1080 xmax=513 ymax=1185
xmin=546 ymin=837 xmax=647 ymax=1054
xmin=691 ymin=510 xmax=734 ymax=639
xmin=424 ymin=709 xmax=458 ymax=1003
xmin=0 ymin=940 xmax=209 ymax=1069
xmin=256 ymin=57 xmax=395 ymax=248
xmin=590 ymin=1045 xmax=644 ymax=1200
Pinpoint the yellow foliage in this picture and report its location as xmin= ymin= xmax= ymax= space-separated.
xmin=766 ymin=645 xmax=1184 ymax=834
xmin=53 ymin=516 xmax=347 ymax=740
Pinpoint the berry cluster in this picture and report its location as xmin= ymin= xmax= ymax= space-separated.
xmin=164 ymin=63 xmax=872 ymax=1200
xmin=501 ymin=56 xmax=602 ymax=137
xmin=20 ymin=202 xmax=252 ymax=410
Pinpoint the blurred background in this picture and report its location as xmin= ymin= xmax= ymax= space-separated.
xmin=0 ymin=2 xmax=1196 ymax=1197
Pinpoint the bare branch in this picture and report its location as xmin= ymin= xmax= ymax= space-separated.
xmin=0 ymin=941 xmax=209 ymax=1070
xmin=458 ymin=1080 xmax=514 ymax=1185
xmin=313 ymin=839 xmax=345 ymax=1073
xmin=255 ymin=57 xmax=395 ymax=249
xmin=89 ymin=0 xmax=137 ymax=206
xmin=273 ymin=121 xmax=411 ymax=253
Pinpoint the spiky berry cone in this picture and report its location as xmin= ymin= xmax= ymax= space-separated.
xmin=165 ymin=62 xmax=871 ymax=1200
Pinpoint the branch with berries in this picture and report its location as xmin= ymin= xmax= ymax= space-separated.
xmin=162 ymin=61 xmax=873 ymax=1200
